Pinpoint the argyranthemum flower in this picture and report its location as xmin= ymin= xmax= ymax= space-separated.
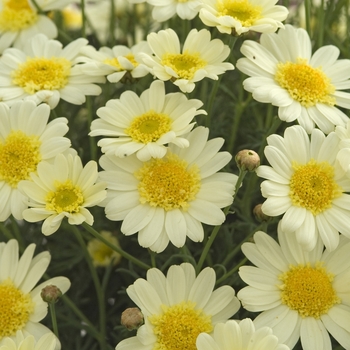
xmin=0 ymin=33 xmax=104 ymax=109
xmin=199 ymin=0 xmax=288 ymax=36
xmin=99 ymin=126 xmax=237 ymax=252
xmin=237 ymin=227 xmax=350 ymax=350
xmin=79 ymin=41 xmax=151 ymax=84
xmin=87 ymin=231 xmax=122 ymax=267
xmin=335 ymin=120 xmax=350 ymax=176
xmin=236 ymin=24 xmax=350 ymax=134
xmin=115 ymin=263 xmax=241 ymax=350
xmin=257 ymin=125 xmax=350 ymax=252
xmin=0 ymin=100 xmax=70 ymax=222
xmin=147 ymin=0 xmax=202 ymax=22
xmin=196 ymin=318 xmax=290 ymax=350
xmin=141 ymin=28 xmax=234 ymax=93
xmin=0 ymin=332 xmax=57 ymax=350
xmin=90 ymin=80 xmax=206 ymax=161
xmin=0 ymin=239 xmax=70 ymax=348
xmin=18 ymin=153 xmax=107 ymax=235
xmin=0 ymin=0 xmax=72 ymax=53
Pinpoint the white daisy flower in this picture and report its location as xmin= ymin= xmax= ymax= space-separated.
xmin=99 ymin=126 xmax=237 ymax=253
xmin=90 ymin=80 xmax=206 ymax=161
xmin=199 ymin=0 xmax=288 ymax=36
xmin=257 ymin=125 xmax=350 ymax=252
xmin=237 ymin=227 xmax=350 ymax=350
xmin=236 ymin=24 xmax=350 ymax=134
xmin=18 ymin=153 xmax=107 ymax=235
xmin=79 ymin=41 xmax=151 ymax=84
xmin=0 ymin=239 xmax=70 ymax=349
xmin=196 ymin=318 xmax=290 ymax=350
xmin=0 ymin=33 xmax=105 ymax=109
xmin=0 ymin=0 xmax=72 ymax=53
xmin=147 ymin=0 xmax=202 ymax=22
xmin=115 ymin=263 xmax=241 ymax=350
xmin=141 ymin=28 xmax=234 ymax=93
xmin=0 ymin=100 xmax=70 ymax=222
xmin=0 ymin=332 xmax=57 ymax=350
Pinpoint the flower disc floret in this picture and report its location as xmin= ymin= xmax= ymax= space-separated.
xmin=12 ymin=57 xmax=71 ymax=94
xmin=0 ymin=130 xmax=41 ymax=188
xmin=135 ymin=154 xmax=201 ymax=211
xmin=0 ymin=279 xmax=34 ymax=339
xmin=149 ymin=301 xmax=213 ymax=350
xmin=217 ymin=0 xmax=262 ymax=26
xmin=0 ymin=0 xmax=38 ymax=31
xmin=125 ymin=110 xmax=172 ymax=143
xmin=289 ymin=160 xmax=342 ymax=215
xmin=279 ymin=263 xmax=340 ymax=318
xmin=275 ymin=58 xmax=336 ymax=107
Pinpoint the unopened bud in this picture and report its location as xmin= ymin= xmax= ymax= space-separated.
xmin=121 ymin=307 xmax=144 ymax=331
xmin=235 ymin=149 xmax=260 ymax=172
xmin=253 ymin=204 xmax=273 ymax=222
xmin=41 ymin=285 xmax=62 ymax=303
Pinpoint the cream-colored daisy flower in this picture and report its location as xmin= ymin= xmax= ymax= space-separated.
xmin=335 ymin=120 xmax=350 ymax=176
xmin=90 ymin=80 xmax=205 ymax=161
xmin=115 ymin=263 xmax=241 ymax=350
xmin=257 ymin=125 xmax=350 ymax=252
xmin=141 ymin=28 xmax=234 ymax=93
xmin=199 ymin=0 xmax=288 ymax=35
xmin=0 ymin=33 xmax=104 ymax=109
xmin=79 ymin=41 xmax=151 ymax=84
xmin=99 ymin=126 xmax=237 ymax=253
xmin=196 ymin=318 xmax=290 ymax=350
xmin=18 ymin=153 xmax=107 ymax=235
xmin=0 ymin=100 xmax=70 ymax=222
xmin=87 ymin=231 xmax=122 ymax=267
xmin=236 ymin=24 xmax=350 ymax=134
xmin=147 ymin=0 xmax=202 ymax=22
xmin=0 ymin=239 xmax=70 ymax=349
xmin=0 ymin=0 xmax=72 ymax=53
xmin=237 ymin=227 xmax=350 ymax=350
xmin=0 ymin=332 xmax=57 ymax=350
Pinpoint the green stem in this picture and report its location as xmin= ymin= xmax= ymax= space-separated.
xmin=216 ymin=257 xmax=248 ymax=285
xmin=61 ymin=294 xmax=102 ymax=340
xmin=195 ymin=168 xmax=248 ymax=274
xmin=49 ymin=302 xmax=59 ymax=338
xmin=82 ymin=222 xmax=151 ymax=270
xmin=305 ymin=0 xmax=312 ymax=36
xmin=81 ymin=0 xmax=87 ymax=38
xmin=10 ymin=217 xmax=25 ymax=252
xmin=71 ymin=226 xmax=106 ymax=350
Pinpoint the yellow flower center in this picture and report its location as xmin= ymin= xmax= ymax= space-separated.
xmin=125 ymin=110 xmax=172 ymax=143
xmin=0 ymin=279 xmax=34 ymax=339
xmin=289 ymin=159 xmax=342 ymax=215
xmin=135 ymin=154 xmax=201 ymax=211
xmin=279 ymin=263 xmax=340 ymax=318
xmin=149 ymin=301 xmax=213 ymax=350
xmin=104 ymin=54 xmax=138 ymax=70
xmin=161 ymin=51 xmax=207 ymax=80
xmin=0 ymin=0 xmax=38 ymax=31
xmin=0 ymin=130 xmax=41 ymax=188
xmin=12 ymin=57 xmax=71 ymax=94
xmin=45 ymin=180 xmax=84 ymax=213
xmin=216 ymin=0 xmax=262 ymax=26
xmin=275 ymin=58 xmax=336 ymax=107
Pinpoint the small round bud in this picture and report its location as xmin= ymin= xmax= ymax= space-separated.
xmin=41 ymin=285 xmax=62 ymax=303
xmin=235 ymin=149 xmax=260 ymax=172
xmin=121 ymin=307 xmax=144 ymax=331
xmin=253 ymin=204 xmax=273 ymax=222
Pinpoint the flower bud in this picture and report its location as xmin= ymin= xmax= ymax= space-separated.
xmin=253 ymin=204 xmax=273 ymax=222
xmin=235 ymin=149 xmax=260 ymax=172
xmin=121 ymin=307 xmax=144 ymax=331
xmin=41 ymin=285 xmax=62 ymax=303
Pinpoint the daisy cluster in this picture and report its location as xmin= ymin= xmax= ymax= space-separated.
xmin=0 ymin=0 xmax=349 ymax=350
